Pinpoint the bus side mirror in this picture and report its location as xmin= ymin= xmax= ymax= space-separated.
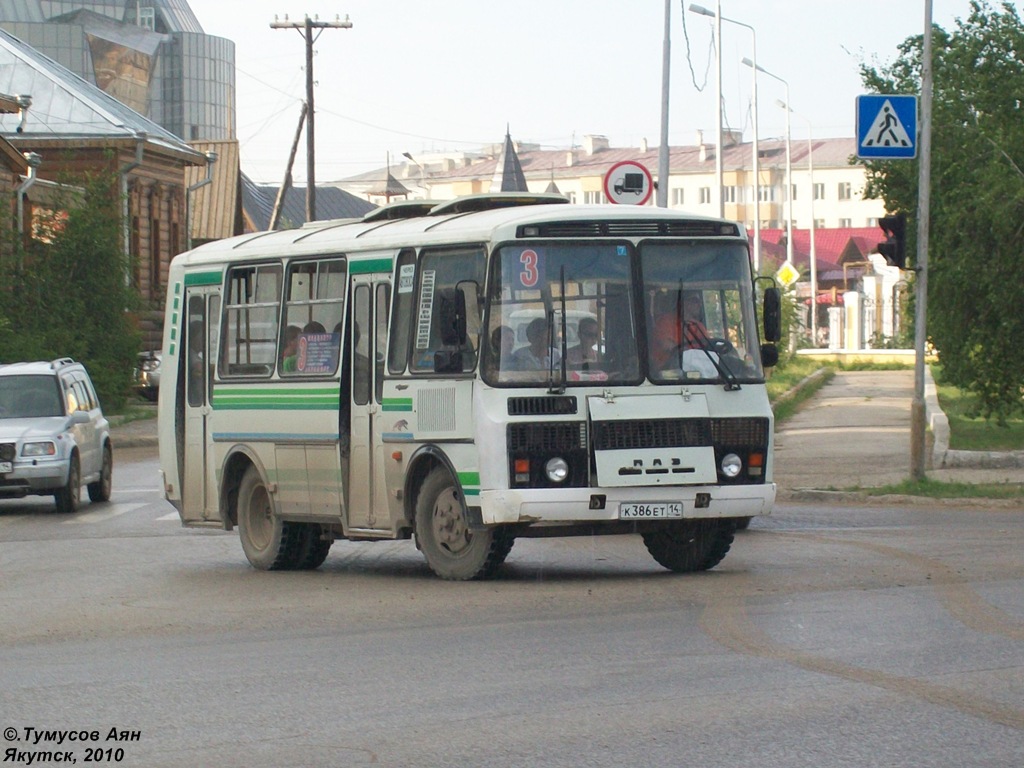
xmin=763 ymin=287 xmax=782 ymax=343
xmin=760 ymin=343 xmax=779 ymax=368
xmin=438 ymin=288 xmax=467 ymax=347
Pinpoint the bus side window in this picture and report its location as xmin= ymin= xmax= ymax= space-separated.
xmin=352 ymin=285 xmax=371 ymax=406
xmin=409 ymin=247 xmax=486 ymax=374
xmin=388 ymin=249 xmax=416 ymax=375
xmin=374 ymin=283 xmax=390 ymax=402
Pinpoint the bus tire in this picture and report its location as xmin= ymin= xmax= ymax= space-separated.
xmin=641 ymin=519 xmax=734 ymax=573
xmin=237 ymin=465 xmax=301 ymax=570
xmin=414 ymin=468 xmax=510 ymax=580
xmin=294 ymin=524 xmax=332 ymax=570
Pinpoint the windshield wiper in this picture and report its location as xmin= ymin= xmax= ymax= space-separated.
xmin=548 ymin=267 xmax=569 ymax=394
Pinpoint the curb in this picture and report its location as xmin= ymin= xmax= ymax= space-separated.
xmin=924 ymin=366 xmax=1024 ymax=469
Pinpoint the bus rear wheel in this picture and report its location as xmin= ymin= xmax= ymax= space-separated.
xmin=642 ymin=519 xmax=734 ymax=572
xmin=414 ymin=468 xmax=511 ymax=580
xmin=237 ymin=466 xmax=301 ymax=570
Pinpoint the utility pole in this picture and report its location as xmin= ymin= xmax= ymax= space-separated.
xmin=270 ymin=13 xmax=352 ymax=223
xmin=270 ymin=102 xmax=307 ymax=231
xmin=911 ymin=0 xmax=933 ymax=481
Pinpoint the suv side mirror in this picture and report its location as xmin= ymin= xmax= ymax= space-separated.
xmin=68 ymin=410 xmax=91 ymax=425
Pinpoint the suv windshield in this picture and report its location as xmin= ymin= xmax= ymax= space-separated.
xmin=0 ymin=375 xmax=64 ymax=418
xmin=484 ymin=242 xmax=641 ymax=386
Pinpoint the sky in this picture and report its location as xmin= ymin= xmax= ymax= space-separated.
xmin=188 ymin=1 xmax=985 ymax=185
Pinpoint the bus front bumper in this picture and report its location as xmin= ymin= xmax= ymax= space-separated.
xmin=477 ymin=483 xmax=776 ymax=526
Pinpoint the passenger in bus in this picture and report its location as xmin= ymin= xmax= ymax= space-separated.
xmin=510 ymin=317 xmax=560 ymax=370
xmin=280 ymin=325 xmax=301 ymax=372
xmin=565 ymin=317 xmax=600 ymax=369
xmin=489 ymin=324 xmax=515 ymax=368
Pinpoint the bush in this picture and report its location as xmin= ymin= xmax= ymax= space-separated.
xmin=0 ymin=169 xmax=140 ymax=411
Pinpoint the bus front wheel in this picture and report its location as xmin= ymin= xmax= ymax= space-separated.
xmin=642 ymin=519 xmax=734 ymax=572
xmin=237 ymin=465 xmax=300 ymax=570
xmin=414 ymin=468 xmax=511 ymax=580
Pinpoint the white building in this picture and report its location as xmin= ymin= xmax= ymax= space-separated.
xmin=334 ymin=133 xmax=884 ymax=232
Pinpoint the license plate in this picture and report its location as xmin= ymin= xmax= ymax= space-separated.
xmin=620 ymin=502 xmax=683 ymax=519
xmin=0 ymin=461 xmax=12 ymax=474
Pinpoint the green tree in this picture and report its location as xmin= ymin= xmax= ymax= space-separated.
xmin=860 ymin=0 xmax=1024 ymax=422
xmin=0 ymin=168 xmax=140 ymax=410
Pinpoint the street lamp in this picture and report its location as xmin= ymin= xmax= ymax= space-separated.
xmin=780 ymin=101 xmax=818 ymax=345
xmin=743 ymin=58 xmax=791 ymax=269
xmin=401 ymin=151 xmax=429 ymax=199
xmin=690 ymin=4 xmax=760 ymax=270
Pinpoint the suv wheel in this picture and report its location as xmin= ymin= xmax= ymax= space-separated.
xmin=87 ymin=443 xmax=113 ymax=502
xmin=55 ymin=453 xmax=81 ymax=514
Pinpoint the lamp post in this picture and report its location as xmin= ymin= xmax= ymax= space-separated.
xmin=690 ymin=4 xmax=759 ymax=269
xmin=401 ymin=152 xmax=428 ymax=199
xmin=744 ymin=59 xmax=791 ymax=268
xmin=780 ymin=101 xmax=817 ymax=345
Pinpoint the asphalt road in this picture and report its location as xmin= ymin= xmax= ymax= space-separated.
xmin=1 ymin=448 xmax=1022 ymax=768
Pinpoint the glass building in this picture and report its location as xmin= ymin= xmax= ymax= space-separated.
xmin=0 ymin=0 xmax=234 ymax=141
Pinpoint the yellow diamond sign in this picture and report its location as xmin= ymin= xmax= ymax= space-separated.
xmin=776 ymin=261 xmax=800 ymax=287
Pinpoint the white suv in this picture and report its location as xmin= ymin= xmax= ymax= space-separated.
xmin=0 ymin=358 xmax=112 ymax=513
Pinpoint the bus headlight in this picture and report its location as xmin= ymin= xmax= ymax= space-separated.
xmin=545 ymin=457 xmax=569 ymax=483
xmin=720 ymin=453 xmax=743 ymax=478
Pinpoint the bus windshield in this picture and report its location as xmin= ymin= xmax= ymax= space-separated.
xmin=484 ymin=240 xmax=764 ymax=387
xmin=640 ymin=241 xmax=765 ymax=384
xmin=485 ymin=243 xmax=641 ymax=386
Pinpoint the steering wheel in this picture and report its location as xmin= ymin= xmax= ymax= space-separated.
xmin=704 ymin=337 xmax=736 ymax=356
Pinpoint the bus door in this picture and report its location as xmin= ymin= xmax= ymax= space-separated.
xmin=347 ymin=276 xmax=391 ymax=530
xmin=181 ymin=287 xmax=220 ymax=523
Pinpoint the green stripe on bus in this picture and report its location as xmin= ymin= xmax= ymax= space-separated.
xmin=214 ymin=402 xmax=336 ymax=410
xmin=381 ymin=397 xmax=413 ymax=411
xmin=458 ymin=471 xmax=480 ymax=487
xmin=349 ymin=258 xmax=393 ymax=275
xmin=216 ymin=387 xmax=340 ymax=396
xmin=184 ymin=271 xmax=223 ymax=287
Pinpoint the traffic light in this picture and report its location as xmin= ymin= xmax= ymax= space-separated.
xmin=877 ymin=213 xmax=908 ymax=269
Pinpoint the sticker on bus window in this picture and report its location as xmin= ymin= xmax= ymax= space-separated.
xmin=415 ymin=270 xmax=436 ymax=350
xmin=296 ymin=332 xmax=339 ymax=373
xmin=398 ymin=264 xmax=416 ymax=294
xmin=514 ymin=248 xmax=544 ymax=290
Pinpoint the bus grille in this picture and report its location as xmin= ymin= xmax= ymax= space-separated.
xmin=507 ymin=396 xmax=578 ymax=416
xmin=592 ymin=419 xmax=711 ymax=450
xmin=508 ymin=422 xmax=586 ymax=452
xmin=591 ymin=417 xmax=768 ymax=450
xmin=711 ymin=417 xmax=769 ymax=446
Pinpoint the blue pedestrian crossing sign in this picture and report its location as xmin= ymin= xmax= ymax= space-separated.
xmin=856 ymin=94 xmax=918 ymax=159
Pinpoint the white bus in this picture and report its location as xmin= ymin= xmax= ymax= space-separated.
xmin=158 ymin=194 xmax=782 ymax=579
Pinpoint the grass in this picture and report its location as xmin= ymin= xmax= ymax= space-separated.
xmin=932 ymin=367 xmax=1024 ymax=452
xmin=862 ymin=477 xmax=1024 ymax=501
xmin=766 ymin=356 xmax=835 ymax=423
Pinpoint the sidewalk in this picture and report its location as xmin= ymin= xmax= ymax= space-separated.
xmin=773 ymin=368 xmax=1024 ymax=502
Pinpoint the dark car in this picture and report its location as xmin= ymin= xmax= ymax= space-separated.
xmin=133 ymin=350 xmax=162 ymax=402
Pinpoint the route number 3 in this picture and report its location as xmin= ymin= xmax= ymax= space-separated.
xmin=519 ymin=249 xmax=539 ymax=288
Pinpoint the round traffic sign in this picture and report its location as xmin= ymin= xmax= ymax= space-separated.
xmin=603 ymin=161 xmax=653 ymax=205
